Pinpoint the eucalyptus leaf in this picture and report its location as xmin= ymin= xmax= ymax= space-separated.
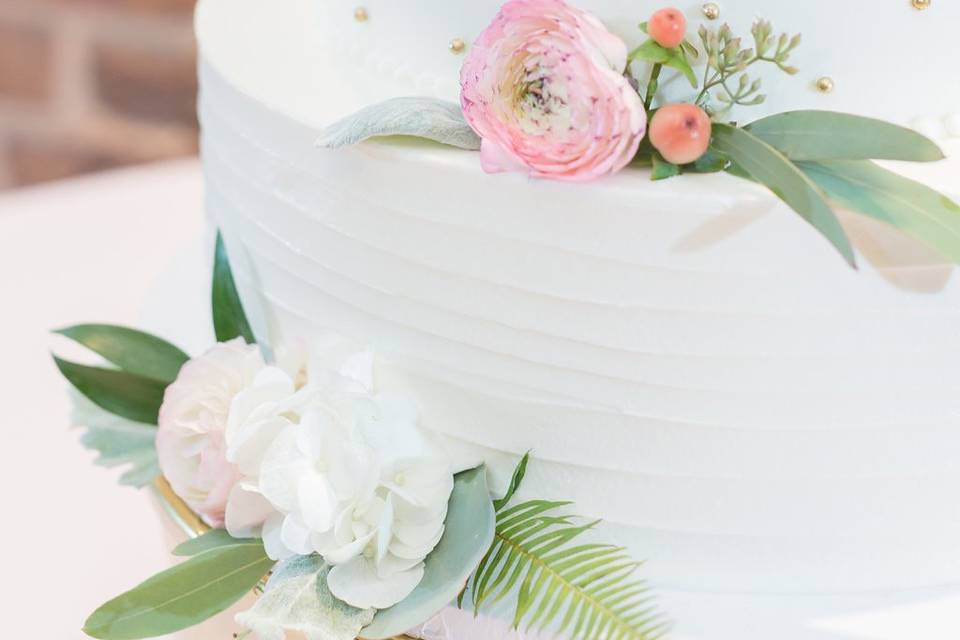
xmin=72 ymin=391 xmax=160 ymax=488
xmin=798 ymin=160 xmax=960 ymax=263
xmin=628 ymin=40 xmax=698 ymax=88
xmin=213 ymin=232 xmax=255 ymax=344
xmin=316 ymin=97 xmax=481 ymax=151
xmin=361 ymin=466 xmax=495 ymax=640
xmin=745 ymin=111 xmax=945 ymax=162
xmin=55 ymin=357 xmax=167 ymax=425
xmin=56 ymin=324 xmax=188 ymax=383
xmin=84 ymin=542 xmax=274 ymax=640
xmin=712 ymin=124 xmax=856 ymax=267
xmin=237 ymin=555 xmax=374 ymax=640
xmin=174 ymin=529 xmax=260 ymax=557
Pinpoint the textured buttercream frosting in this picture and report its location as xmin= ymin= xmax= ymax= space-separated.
xmin=195 ymin=0 xmax=960 ymax=637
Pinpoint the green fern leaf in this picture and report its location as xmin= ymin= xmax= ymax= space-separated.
xmin=467 ymin=456 xmax=668 ymax=639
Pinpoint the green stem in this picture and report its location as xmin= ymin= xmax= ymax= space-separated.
xmin=644 ymin=63 xmax=662 ymax=111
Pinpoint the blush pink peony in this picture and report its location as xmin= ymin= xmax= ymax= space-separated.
xmin=460 ymin=0 xmax=647 ymax=182
xmin=156 ymin=339 xmax=265 ymax=527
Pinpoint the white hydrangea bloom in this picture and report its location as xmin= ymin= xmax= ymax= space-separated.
xmin=256 ymin=350 xmax=455 ymax=610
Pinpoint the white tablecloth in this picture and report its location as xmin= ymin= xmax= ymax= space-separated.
xmin=0 ymin=161 xmax=206 ymax=640
xmin=1 ymin=160 xmax=959 ymax=640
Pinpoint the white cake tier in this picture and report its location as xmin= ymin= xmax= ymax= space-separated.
xmin=195 ymin=0 xmax=960 ymax=636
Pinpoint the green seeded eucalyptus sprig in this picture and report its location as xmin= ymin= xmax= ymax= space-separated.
xmin=695 ymin=20 xmax=801 ymax=115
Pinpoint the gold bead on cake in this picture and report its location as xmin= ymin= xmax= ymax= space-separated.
xmin=701 ymin=3 xmax=721 ymax=20
xmin=911 ymin=0 xmax=931 ymax=10
xmin=815 ymin=76 xmax=835 ymax=93
xmin=449 ymin=37 xmax=467 ymax=54
xmin=354 ymin=6 xmax=369 ymax=22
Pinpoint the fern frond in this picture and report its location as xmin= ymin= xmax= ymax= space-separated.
xmin=467 ymin=454 xmax=667 ymax=639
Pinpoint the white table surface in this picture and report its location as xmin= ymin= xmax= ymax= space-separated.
xmin=1 ymin=160 xmax=959 ymax=640
xmin=0 ymin=161 xmax=210 ymax=640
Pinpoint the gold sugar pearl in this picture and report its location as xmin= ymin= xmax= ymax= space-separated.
xmin=815 ymin=76 xmax=835 ymax=93
xmin=354 ymin=6 xmax=369 ymax=22
xmin=702 ymin=3 xmax=721 ymax=20
xmin=449 ymin=37 xmax=467 ymax=54
xmin=911 ymin=0 xmax=931 ymax=10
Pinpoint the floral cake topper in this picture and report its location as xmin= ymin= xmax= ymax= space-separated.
xmin=319 ymin=0 xmax=960 ymax=271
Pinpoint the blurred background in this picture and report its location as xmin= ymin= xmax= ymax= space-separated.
xmin=0 ymin=0 xmax=198 ymax=190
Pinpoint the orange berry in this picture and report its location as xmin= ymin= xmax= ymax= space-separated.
xmin=649 ymin=104 xmax=712 ymax=165
xmin=648 ymin=8 xmax=687 ymax=49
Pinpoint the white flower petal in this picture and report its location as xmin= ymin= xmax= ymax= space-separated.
xmin=225 ymin=484 xmax=276 ymax=538
xmin=378 ymin=552 xmax=429 ymax=576
xmin=376 ymin=494 xmax=395 ymax=565
xmin=258 ymin=426 xmax=308 ymax=511
xmin=393 ymin=516 xmax=447 ymax=548
xmin=280 ymin=514 xmax=314 ymax=556
xmin=323 ymin=529 xmax=376 ymax=565
xmin=296 ymin=471 xmax=338 ymax=532
xmin=327 ymin=557 xmax=425 ymax=610
xmin=262 ymin=513 xmax=292 ymax=561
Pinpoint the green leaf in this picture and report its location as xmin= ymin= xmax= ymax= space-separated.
xmin=55 ymin=357 xmax=167 ymax=425
xmin=711 ymin=124 xmax=856 ymax=267
xmin=469 ymin=500 xmax=665 ymax=640
xmin=681 ymin=39 xmax=700 ymax=60
xmin=628 ymin=40 xmax=698 ymax=88
xmin=55 ymin=324 xmax=188 ymax=383
xmin=72 ymin=391 xmax=160 ymax=487
xmin=361 ymin=466 xmax=496 ymax=639
xmin=745 ymin=111 xmax=945 ymax=162
xmin=798 ymin=160 xmax=960 ymax=263
xmin=237 ymin=555 xmax=374 ymax=640
xmin=316 ymin=97 xmax=481 ymax=151
xmin=84 ymin=542 xmax=274 ymax=640
xmin=173 ymin=530 xmax=261 ymax=557
xmin=683 ymin=147 xmax=730 ymax=174
xmin=494 ymin=453 xmax=530 ymax=512
xmin=651 ymin=153 xmax=681 ymax=181
xmin=213 ymin=231 xmax=255 ymax=344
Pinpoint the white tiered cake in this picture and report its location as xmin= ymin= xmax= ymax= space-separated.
xmin=193 ymin=1 xmax=960 ymax=638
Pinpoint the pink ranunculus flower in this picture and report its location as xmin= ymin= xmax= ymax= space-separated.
xmin=460 ymin=0 xmax=647 ymax=182
xmin=156 ymin=338 xmax=265 ymax=527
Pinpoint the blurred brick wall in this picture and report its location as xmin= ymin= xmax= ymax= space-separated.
xmin=0 ymin=0 xmax=198 ymax=190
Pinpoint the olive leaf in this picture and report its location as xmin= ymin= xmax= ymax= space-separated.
xmin=55 ymin=324 xmax=188 ymax=383
xmin=213 ymin=231 xmax=255 ymax=344
xmin=55 ymin=357 xmax=167 ymax=425
xmin=84 ymin=542 xmax=274 ymax=639
xmin=173 ymin=529 xmax=261 ymax=557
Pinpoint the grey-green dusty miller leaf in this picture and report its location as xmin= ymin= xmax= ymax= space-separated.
xmin=236 ymin=555 xmax=375 ymax=640
xmin=316 ymin=97 xmax=481 ymax=150
xmin=72 ymin=391 xmax=160 ymax=488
